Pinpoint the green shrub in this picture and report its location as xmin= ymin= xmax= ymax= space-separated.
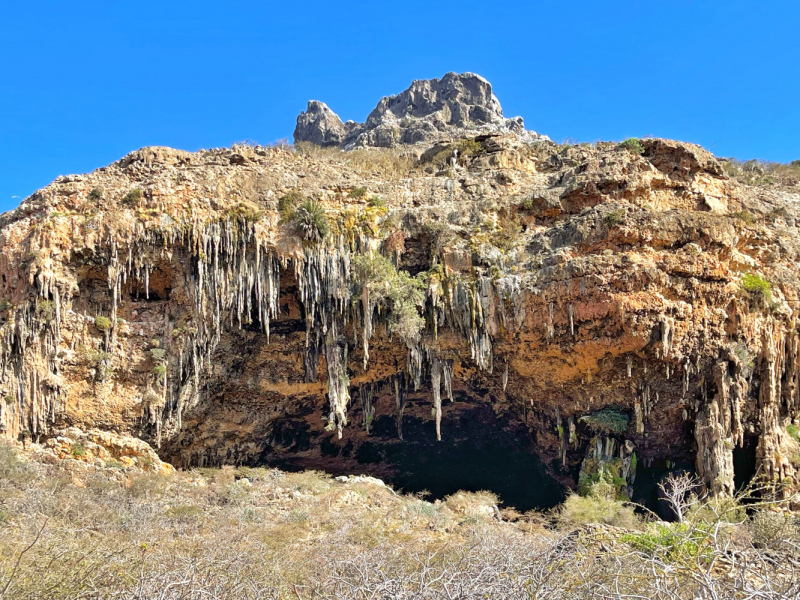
xmin=85 ymin=350 xmax=110 ymax=367
xmin=603 ymin=209 xmax=625 ymax=227
xmin=277 ymin=190 xmax=304 ymax=220
xmin=121 ymin=189 xmax=143 ymax=206
xmin=88 ymin=187 xmax=104 ymax=201
xmin=348 ymin=187 xmax=368 ymax=199
xmin=352 ymin=253 xmax=396 ymax=284
xmin=492 ymin=214 xmax=522 ymax=252
xmin=36 ymin=300 xmax=55 ymax=323
xmin=558 ymin=480 xmax=640 ymax=529
xmin=0 ymin=299 xmax=11 ymax=312
xmin=4 ymin=394 xmax=13 ymax=405
xmin=226 ymin=202 xmax=262 ymax=222
xmin=787 ymin=423 xmax=799 ymax=440
xmin=618 ymin=138 xmax=645 ymax=155
xmin=622 ymin=522 xmax=712 ymax=565
xmin=105 ymin=459 xmax=124 ymax=469
xmin=94 ymin=315 xmax=112 ymax=332
xmin=579 ymin=408 xmax=630 ymax=434
xmin=741 ymin=273 xmax=771 ymax=300
xmin=730 ymin=209 xmax=756 ymax=224
xmin=368 ymin=195 xmax=385 ymax=208
xmin=456 ymin=138 xmax=483 ymax=157
xmin=153 ymin=364 xmax=167 ymax=378
xmin=149 ymin=348 xmax=166 ymax=362
xmin=288 ymin=199 xmax=329 ymax=243
xmin=70 ymin=442 xmax=86 ymax=457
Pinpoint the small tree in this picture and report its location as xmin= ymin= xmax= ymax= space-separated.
xmin=658 ymin=471 xmax=704 ymax=523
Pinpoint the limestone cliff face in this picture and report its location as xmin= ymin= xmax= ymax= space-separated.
xmin=1 ymin=131 xmax=799 ymax=504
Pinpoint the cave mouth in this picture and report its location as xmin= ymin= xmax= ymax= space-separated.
xmin=371 ymin=424 xmax=567 ymax=512
xmin=260 ymin=403 xmax=568 ymax=513
xmin=733 ymin=434 xmax=758 ymax=494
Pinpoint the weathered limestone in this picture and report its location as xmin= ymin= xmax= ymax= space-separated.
xmin=0 ymin=130 xmax=799 ymax=500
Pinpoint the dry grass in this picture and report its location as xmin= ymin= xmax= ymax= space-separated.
xmin=1 ymin=443 xmax=799 ymax=599
xmin=295 ymin=142 xmax=418 ymax=179
xmin=722 ymin=158 xmax=800 ymax=187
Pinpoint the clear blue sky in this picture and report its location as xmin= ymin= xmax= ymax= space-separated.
xmin=1 ymin=1 xmax=798 ymax=212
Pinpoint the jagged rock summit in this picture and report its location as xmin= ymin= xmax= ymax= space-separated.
xmin=294 ymin=72 xmax=548 ymax=149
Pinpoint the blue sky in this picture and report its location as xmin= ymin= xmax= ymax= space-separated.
xmin=1 ymin=1 xmax=798 ymax=212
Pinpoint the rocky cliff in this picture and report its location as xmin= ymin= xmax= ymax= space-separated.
xmin=1 ymin=75 xmax=799 ymax=508
xmin=294 ymin=72 xmax=548 ymax=149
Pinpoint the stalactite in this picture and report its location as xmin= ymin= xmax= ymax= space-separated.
xmin=627 ymin=356 xmax=632 ymax=378
xmin=694 ymin=359 xmax=749 ymax=496
xmin=502 ymin=362 xmax=509 ymax=392
xmin=683 ymin=358 xmax=691 ymax=398
xmin=755 ymin=320 xmax=789 ymax=485
xmin=324 ymin=318 xmax=349 ymax=439
xmin=661 ymin=318 xmax=673 ymax=359
xmin=360 ymin=285 xmax=372 ymax=369
xmin=394 ymin=374 xmax=408 ymax=440
xmin=442 ymin=360 xmax=453 ymax=402
xmin=359 ymin=384 xmax=375 ymax=434
xmin=431 ymin=357 xmax=442 ymax=441
xmin=634 ymin=400 xmax=644 ymax=434
xmin=568 ymin=303 xmax=574 ymax=336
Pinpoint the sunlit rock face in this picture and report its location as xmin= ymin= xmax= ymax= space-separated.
xmin=294 ymin=72 xmax=548 ymax=149
xmin=1 ymin=113 xmax=799 ymax=507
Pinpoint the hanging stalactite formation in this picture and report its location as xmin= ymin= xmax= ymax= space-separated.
xmin=0 ymin=137 xmax=799 ymax=499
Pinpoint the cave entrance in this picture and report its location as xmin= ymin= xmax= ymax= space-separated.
xmin=375 ymin=418 xmax=566 ymax=512
xmin=266 ymin=402 xmax=567 ymax=512
xmin=733 ymin=435 xmax=758 ymax=493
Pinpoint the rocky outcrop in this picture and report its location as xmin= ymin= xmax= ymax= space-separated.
xmin=293 ymin=101 xmax=348 ymax=148
xmin=38 ymin=426 xmax=174 ymax=473
xmin=294 ymin=72 xmax=548 ymax=149
xmin=1 ymin=127 xmax=799 ymax=507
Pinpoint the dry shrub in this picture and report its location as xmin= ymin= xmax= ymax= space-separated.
xmin=444 ymin=490 xmax=499 ymax=515
xmin=723 ymin=158 xmax=800 ymax=187
xmin=296 ymin=142 xmax=417 ymax=179
xmin=279 ymin=469 xmax=333 ymax=493
xmin=747 ymin=509 xmax=799 ymax=550
xmin=0 ymin=453 xmax=798 ymax=599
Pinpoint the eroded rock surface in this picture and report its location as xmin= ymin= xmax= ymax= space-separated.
xmin=294 ymin=72 xmax=548 ymax=149
xmin=1 ymin=128 xmax=799 ymax=506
